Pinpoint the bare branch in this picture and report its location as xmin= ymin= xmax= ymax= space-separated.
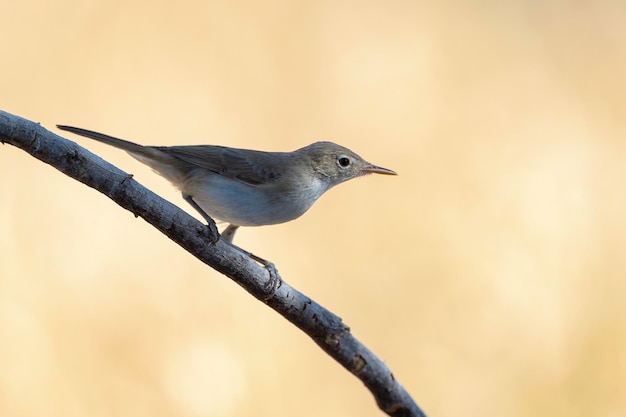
xmin=0 ymin=109 xmax=427 ymax=417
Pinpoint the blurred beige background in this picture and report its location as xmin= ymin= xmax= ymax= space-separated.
xmin=1 ymin=1 xmax=625 ymax=416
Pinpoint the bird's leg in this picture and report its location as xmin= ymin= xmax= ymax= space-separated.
xmin=180 ymin=197 xmax=280 ymax=297
xmin=182 ymin=193 xmax=219 ymax=243
xmin=231 ymin=242 xmax=281 ymax=300
xmin=222 ymin=224 xmax=281 ymax=298
xmin=221 ymin=224 xmax=239 ymax=243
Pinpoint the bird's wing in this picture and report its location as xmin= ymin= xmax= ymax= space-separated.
xmin=160 ymin=145 xmax=285 ymax=186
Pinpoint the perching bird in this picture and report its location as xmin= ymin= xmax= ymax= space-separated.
xmin=57 ymin=125 xmax=397 ymax=243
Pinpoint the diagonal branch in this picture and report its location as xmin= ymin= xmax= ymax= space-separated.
xmin=0 ymin=109 xmax=427 ymax=417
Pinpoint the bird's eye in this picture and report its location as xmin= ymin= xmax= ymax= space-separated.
xmin=337 ymin=156 xmax=352 ymax=169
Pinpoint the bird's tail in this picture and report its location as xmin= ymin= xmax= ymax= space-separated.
xmin=57 ymin=125 xmax=150 ymax=155
xmin=57 ymin=125 xmax=185 ymax=186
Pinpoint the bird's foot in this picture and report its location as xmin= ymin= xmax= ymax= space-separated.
xmin=205 ymin=218 xmax=220 ymax=244
xmin=183 ymin=193 xmax=219 ymax=243
xmin=257 ymin=259 xmax=281 ymax=301
xmin=238 ymin=248 xmax=281 ymax=300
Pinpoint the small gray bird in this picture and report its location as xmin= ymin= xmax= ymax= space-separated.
xmin=57 ymin=125 xmax=397 ymax=243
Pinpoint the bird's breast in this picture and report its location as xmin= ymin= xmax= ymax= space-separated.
xmin=183 ymin=172 xmax=329 ymax=226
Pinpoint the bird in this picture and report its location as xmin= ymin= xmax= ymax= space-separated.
xmin=57 ymin=125 xmax=397 ymax=244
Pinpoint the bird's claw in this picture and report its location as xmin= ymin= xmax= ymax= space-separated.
xmin=261 ymin=260 xmax=281 ymax=300
xmin=244 ymin=251 xmax=281 ymax=300
xmin=204 ymin=218 xmax=220 ymax=244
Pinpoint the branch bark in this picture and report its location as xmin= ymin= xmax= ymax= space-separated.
xmin=0 ymin=109 xmax=427 ymax=417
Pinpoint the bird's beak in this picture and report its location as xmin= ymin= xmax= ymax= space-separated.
xmin=362 ymin=164 xmax=398 ymax=175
